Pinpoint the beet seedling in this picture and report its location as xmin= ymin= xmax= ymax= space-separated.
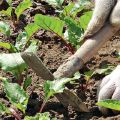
xmin=0 ymin=0 xmax=32 ymax=26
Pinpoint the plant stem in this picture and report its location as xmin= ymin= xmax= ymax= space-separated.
xmin=9 ymin=108 xmax=21 ymax=120
xmin=39 ymin=99 xmax=47 ymax=113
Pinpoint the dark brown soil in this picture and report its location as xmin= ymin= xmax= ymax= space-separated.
xmin=0 ymin=0 xmax=120 ymax=120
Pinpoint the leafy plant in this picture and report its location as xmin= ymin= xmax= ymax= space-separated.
xmin=34 ymin=14 xmax=64 ymax=37
xmin=15 ymin=0 xmax=32 ymax=20
xmin=40 ymin=73 xmax=80 ymax=112
xmin=0 ymin=0 xmax=32 ymax=25
xmin=0 ymin=77 xmax=29 ymax=119
xmin=96 ymin=99 xmax=120 ymax=111
xmin=64 ymin=16 xmax=84 ymax=48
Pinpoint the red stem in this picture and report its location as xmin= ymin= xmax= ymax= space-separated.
xmin=9 ymin=108 xmax=21 ymax=120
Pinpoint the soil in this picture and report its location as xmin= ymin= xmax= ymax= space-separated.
xmin=0 ymin=0 xmax=120 ymax=120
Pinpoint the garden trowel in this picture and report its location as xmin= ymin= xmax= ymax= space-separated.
xmin=21 ymin=52 xmax=89 ymax=112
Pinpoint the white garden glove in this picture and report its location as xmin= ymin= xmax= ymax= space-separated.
xmin=83 ymin=0 xmax=120 ymax=39
xmin=98 ymin=65 xmax=120 ymax=114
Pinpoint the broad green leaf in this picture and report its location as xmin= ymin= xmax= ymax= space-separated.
xmin=60 ymin=0 xmax=92 ymax=19
xmin=34 ymin=14 xmax=64 ymax=36
xmin=0 ymin=42 xmax=17 ymax=52
xmin=15 ymin=0 xmax=32 ymax=19
xmin=7 ymin=0 xmax=12 ymax=5
xmin=0 ymin=21 xmax=11 ymax=37
xmin=60 ymin=3 xmax=75 ymax=19
xmin=96 ymin=100 xmax=120 ymax=111
xmin=64 ymin=16 xmax=83 ymax=48
xmin=46 ymin=0 xmax=64 ymax=7
xmin=0 ymin=102 xmax=10 ymax=115
xmin=25 ymin=23 xmax=40 ymax=40
xmin=23 ymin=76 xmax=32 ymax=90
xmin=79 ymin=11 xmax=93 ymax=30
xmin=0 ymin=53 xmax=26 ymax=73
xmin=24 ymin=112 xmax=56 ymax=120
xmin=1 ymin=7 xmax=12 ymax=17
xmin=2 ymin=79 xmax=29 ymax=113
xmin=15 ymin=32 xmax=28 ymax=51
xmin=44 ymin=75 xmax=80 ymax=100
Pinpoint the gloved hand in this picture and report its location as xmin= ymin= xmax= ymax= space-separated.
xmin=54 ymin=0 xmax=120 ymax=79
xmin=83 ymin=0 xmax=120 ymax=39
xmin=98 ymin=65 xmax=120 ymax=114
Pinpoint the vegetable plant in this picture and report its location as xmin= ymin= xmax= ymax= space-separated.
xmin=0 ymin=0 xmax=32 ymax=25
xmin=97 ymin=99 xmax=120 ymax=111
xmin=0 ymin=0 xmax=96 ymax=119
xmin=0 ymin=73 xmax=80 ymax=120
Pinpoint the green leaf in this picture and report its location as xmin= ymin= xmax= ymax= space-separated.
xmin=79 ymin=11 xmax=93 ymax=30
xmin=60 ymin=0 xmax=92 ymax=19
xmin=46 ymin=0 xmax=64 ymax=7
xmin=60 ymin=3 xmax=75 ymax=20
xmin=0 ymin=21 xmax=11 ymax=37
xmin=15 ymin=32 xmax=28 ymax=51
xmin=24 ymin=112 xmax=56 ymax=120
xmin=64 ymin=16 xmax=83 ymax=48
xmin=84 ymin=70 xmax=94 ymax=81
xmin=96 ymin=100 xmax=120 ymax=111
xmin=0 ymin=53 xmax=26 ymax=73
xmin=34 ymin=14 xmax=64 ymax=36
xmin=2 ymin=79 xmax=29 ymax=113
xmin=44 ymin=75 xmax=80 ymax=100
xmin=25 ymin=23 xmax=40 ymax=40
xmin=1 ymin=7 xmax=12 ymax=17
xmin=0 ymin=42 xmax=17 ymax=52
xmin=0 ymin=102 xmax=10 ymax=115
xmin=7 ymin=0 xmax=12 ymax=5
xmin=15 ymin=0 xmax=32 ymax=19
xmin=23 ymin=76 xmax=32 ymax=90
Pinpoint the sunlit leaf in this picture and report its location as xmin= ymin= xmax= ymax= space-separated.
xmin=79 ymin=11 xmax=93 ymax=30
xmin=64 ymin=16 xmax=83 ymax=48
xmin=0 ymin=53 xmax=26 ymax=73
xmin=15 ymin=0 xmax=32 ymax=19
xmin=97 ymin=100 xmax=120 ymax=111
xmin=0 ymin=42 xmax=17 ymax=52
xmin=25 ymin=23 xmax=40 ymax=40
xmin=2 ymin=79 xmax=29 ymax=113
xmin=34 ymin=14 xmax=64 ymax=37
xmin=44 ymin=75 xmax=80 ymax=100
xmin=1 ymin=7 xmax=12 ymax=17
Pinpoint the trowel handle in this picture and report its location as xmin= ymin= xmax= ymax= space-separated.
xmin=76 ymin=23 xmax=119 ymax=63
xmin=54 ymin=23 xmax=119 ymax=78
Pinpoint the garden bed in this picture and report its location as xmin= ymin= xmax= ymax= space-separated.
xmin=0 ymin=0 xmax=120 ymax=120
